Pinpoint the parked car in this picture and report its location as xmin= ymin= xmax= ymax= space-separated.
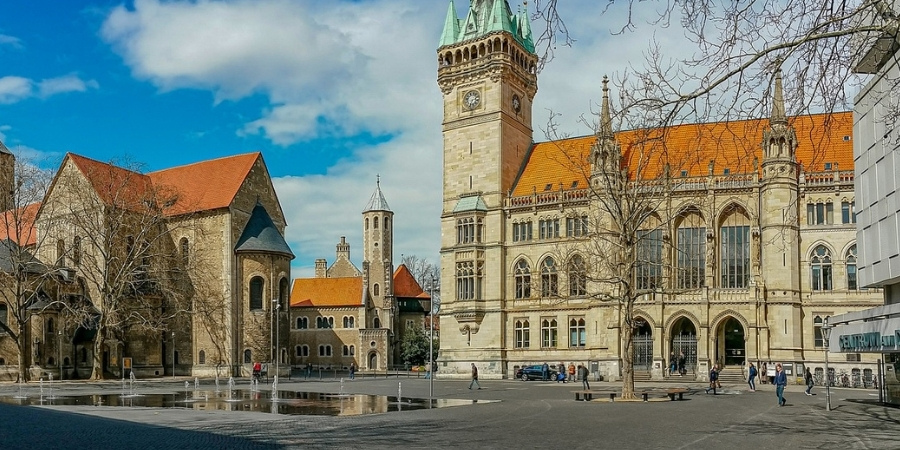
xmin=516 ymin=364 xmax=558 ymax=381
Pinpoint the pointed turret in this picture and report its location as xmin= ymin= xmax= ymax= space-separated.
xmin=234 ymin=201 xmax=295 ymax=259
xmin=771 ymin=67 xmax=787 ymax=126
xmin=518 ymin=5 xmax=535 ymax=52
xmin=439 ymin=0 xmax=461 ymax=47
xmin=488 ymin=0 xmax=515 ymax=35
xmin=599 ymin=76 xmax=613 ymax=141
xmin=363 ymin=176 xmax=391 ymax=212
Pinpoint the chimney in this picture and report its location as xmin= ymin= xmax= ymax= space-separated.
xmin=315 ymin=259 xmax=327 ymax=278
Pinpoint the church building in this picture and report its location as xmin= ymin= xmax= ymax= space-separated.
xmin=437 ymin=0 xmax=883 ymax=382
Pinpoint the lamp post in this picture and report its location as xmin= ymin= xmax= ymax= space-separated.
xmin=822 ymin=317 xmax=832 ymax=412
xmin=273 ymin=299 xmax=280 ymax=380
xmin=58 ymin=330 xmax=63 ymax=381
xmin=429 ymin=275 xmax=435 ymax=399
xmin=171 ymin=331 xmax=176 ymax=380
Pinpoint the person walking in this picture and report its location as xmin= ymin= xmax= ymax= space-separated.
xmin=349 ymin=362 xmax=356 ymax=380
xmin=706 ymin=364 xmax=719 ymax=394
xmin=669 ymin=351 xmax=677 ymax=376
xmin=775 ymin=363 xmax=787 ymax=406
xmin=678 ymin=351 xmax=686 ymax=376
xmin=568 ymin=362 xmax=576 ymax=383
xmin=748 ymin=362 xmax=757 ymax=392
xmin=468 ymin=363 xmax=481 ymax=390
xmin=578 ymin=364 xmax=590 ymax=390
xmin=761 ymin=362 xmax=767 ymax=384
xmin=804 ymin=368 xmax=814 ymax=395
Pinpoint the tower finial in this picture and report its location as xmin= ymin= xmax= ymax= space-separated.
xmin=599 ymin=75 xmax=613 ymax=139
xmin=377 ymin=174 xmax=380 ymax=187
xmin=771 ymin=64 xmax=786 ymax=125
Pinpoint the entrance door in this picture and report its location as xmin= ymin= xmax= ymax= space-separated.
xmin=368 ymin=352 xmax=378 ymax=370
xmin=719 ymin=317 xmax=745 ymax=365
xmin=670 ymin=317 xmax=698 ymax=374
xmin=632 ymin=321 xmax=653 ymax=370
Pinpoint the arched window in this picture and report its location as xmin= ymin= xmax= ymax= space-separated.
xmin=243 ymin=349 xmax=252 ymax=363
xmin=343 ymin=316 xmax=355 ymax=328
xmin=46 ymin=318 xmax=54 ymax=334
xmin=365 ymin=218 xmax=369 ymax=230
xmin=374 ymin=283 xmax=380 ymax=296
xmin=569 ymin=318 xmax=586 ymax=347
xmin=327 ymin=316 xmax=334 ymax=328
xmin=676 ymin=211 xmax=706 ymax=289
xmin=846 ymin=245 xmax=858 ymax=290
xmin=541 ymin=319 xmax=558 ymax=348
xmin=180 ymin=237 xmax=189 ymax=266
xmin=72 ymin=236 xmax=81 ymax=265
xmin=568 ymin=255 xmax=586 ymax=296
xmin=249 ymin=276 xmax=264 ymax=310
xmin=540 ymin=257 xmax=558 ymax=297
xmin=349 ymin=345 xmax=355 ymax=356
xmin=198 ymin=350 xmax=206 ymax=364
xmin=515 ymin=260 xmax=531 ymax=299
xmin=374 ymin=216 xmax=379 ymax=229
xmin=374 ymin=317 xmax=381 ymax=328
xmin=296 ymin=317 xmax=307 ymax=329
xmin=720 ymin=208 xmax=750 ymax=288
xmin=811 ymin=245 xmax=833 ymax=291
xmin=279 ymin=277 xmax=289 ymax=309
xmin=384 ymin=217 xmax=389 ymax=229
xmin=343 ymin=345 xmax=350 ymax=356
xmin=813 ymin=316 xmax=824 ymax=347
xmin=296 ymin=346 xmax=303 ymax=357
xmin=514 ymin=319 xmax=530 ymax=348
xmin=636 ymin=216 xmax=663 ymax=290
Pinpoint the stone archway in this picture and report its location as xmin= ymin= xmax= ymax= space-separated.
xmin=633 ymin=319 xmax=653 ymax=371
xmin=716 ymin=317 xmax=746 ymax=366
xmin=669 ymin=317 xmax=698 ymax=375
xmin=368 ymin=352 xmax=378 ymax=370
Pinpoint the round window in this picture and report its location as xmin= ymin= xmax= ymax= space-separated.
xmin=370 ymin=341 xmax=376 ymax=348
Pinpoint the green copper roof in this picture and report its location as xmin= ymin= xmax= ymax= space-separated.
xmin=439 ymin=0 xmax=535 ymax=53
xmin=453 ymin=195 xmax=488 ymax=213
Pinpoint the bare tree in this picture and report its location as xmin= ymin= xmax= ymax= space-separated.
xmin=0 ymin=153 xmax=65 ymax=382
xmin=43 ymin=156 xmax=192 ymax=380
xmin=400 ymin=254 xmax=441 ymax=309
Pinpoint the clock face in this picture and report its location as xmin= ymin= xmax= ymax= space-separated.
xmin=512 ymin=94 xmax=521 ymax=113
xmin=464 ymin=90 xmax=481 ymax=110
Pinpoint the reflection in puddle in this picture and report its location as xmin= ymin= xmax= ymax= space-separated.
xmin=0 ymin=390 xmax=488 ymax=416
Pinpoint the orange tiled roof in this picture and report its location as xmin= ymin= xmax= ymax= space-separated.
xmin=392 ymin=264 xmax=431 ymax=299
xmin=290 ymin=276 xmax=363 ymax=308
xmin=0 ymin=202 xmax=40 ymax=246
xmin=148 ymin=153 xmax=259 ymax=216
xmin=512 ymin=112 xmax=853 ymax=196
xmin=65 ymin=152 xmax=260 ymax=216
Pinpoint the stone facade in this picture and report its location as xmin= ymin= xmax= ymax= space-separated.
xmin=436 ymin=0 xmax=883 ymax=381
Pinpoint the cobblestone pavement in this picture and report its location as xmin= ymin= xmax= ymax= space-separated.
xmin=1 ymin=376 xmax=898 ymax=449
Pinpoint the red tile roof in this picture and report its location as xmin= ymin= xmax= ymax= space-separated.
xmin=0 ymin=202 xmax=40 ymax=246
xmin=512 ymin=112 xmax=853 ymax=196
xmin=148 ymin=153 xmax=259 ymax=216
xmin=392 ymin=264 xmax=431 ymax=299
xmin=68 ymin=154 xmax=154 ymax=209
xmin=290 ymin=277 xmax=363 ymax=308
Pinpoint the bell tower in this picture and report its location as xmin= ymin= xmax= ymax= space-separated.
xmin=362 ymin=177 xmax=394 ymax=327
xmin=437 ymin=0 xmax=537 ymax=377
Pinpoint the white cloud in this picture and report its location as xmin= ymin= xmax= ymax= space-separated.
xmin=0 ymin=74 xmax=98 ymax=104
xmin=100 ymin=0 xmax=693 ymax=275
xmin=0 ymin=124 xmax=9 ymax=142
xmin=0 ymin=34 xmax=22 ymax=48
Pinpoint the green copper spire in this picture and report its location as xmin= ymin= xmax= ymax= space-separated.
xmin=488 ymin=0 xmax=515 ymax=35
xmin=439 ymin=0 xmax=462 ymax=47
xmin=518 ymin=6 xmax=534 ymax=53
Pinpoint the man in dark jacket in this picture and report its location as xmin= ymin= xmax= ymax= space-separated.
xmin=578 ymin=364 xmax=590 ymax=390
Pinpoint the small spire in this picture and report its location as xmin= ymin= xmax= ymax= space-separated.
xmin=438 ymin=0 xmax=461 ymax=47
xmin=364 ymin=176 xmax=391 ymax=212
xmin=771 ymin=65 xmax=786 ymax=125
xmin=599 ymin=76 xmax=613 ymax=139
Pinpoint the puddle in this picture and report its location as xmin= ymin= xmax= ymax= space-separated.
xmin=0 ymin=390 xmax=488 ymax=416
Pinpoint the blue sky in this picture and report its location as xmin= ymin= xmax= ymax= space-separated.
xmin=0 ymin=0 xmax=685 ymax=276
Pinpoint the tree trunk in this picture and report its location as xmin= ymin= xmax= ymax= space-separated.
xmin=91 ymin=326 xmax=106 ymax=380
xmin=621 ymin=323 xmax=635 ymax=399
xmin=17 ymin=339 xmax=27 ymax=383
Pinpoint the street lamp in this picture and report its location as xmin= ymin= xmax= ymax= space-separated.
xmin=822 ymin=317 xmax=832 ymax=412
xmin=429 ymin=275 xmax=436 ymax=399
xmin=171 ymin=331 xmax=176 ymax=380
xmin=273 ymin=298 xmax=280 ymax=380
xmin=58 ymin=330 xmax=63 ymax=381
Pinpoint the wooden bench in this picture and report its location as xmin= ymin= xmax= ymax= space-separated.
xmin=667 ymin=388 xmax=688 ymax=401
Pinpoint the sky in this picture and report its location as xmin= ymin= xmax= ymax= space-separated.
xmin=0 ymin=0 xmax=690 ymax=277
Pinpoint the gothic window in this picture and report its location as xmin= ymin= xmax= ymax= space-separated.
xmin=456 ymin=261 xmax=481 ymax=300
xmin=566 ymin=215 xmax=589 ymax=237
xmin=198 ymin=350 xmax=206 ymax=365
xmin=676 ymin=212 xmax=706 ymax=289
xmin=349 ymin=345 xmax=355 ymax=356
xmin=810 ymin=245 xmax=833 ymax=291
xmin=46 ymin=318 xmax=54 ymax=334
xmin=514 ymin=259 xmax=531 ymax=299
xmin=569 ymin=318 xmax=586 ymax=347
xmin=180 ymin=237 xmax=189 ymax=266
xmin=343 ymin=345 xmax=350 ymax=356
xmin=56 ymin=239 xmax=65 ymax=266
xmin=568 ymin=255 xmax=586 ymax=296
xmin=374 ymin=317 xmax=381 ymax=328
xmin=515 ymin=320 xmax=530 ymax=348
xmin=539 ymin=219 xmax=560 ymax=239
xmin=720 ymin=210 xmax=750 ymax=288
xmin=374 ymin=216 xmax=379 ymax=229
xmin=374 ymin=283 xmax=380 ymax=296
xmin=636 ymin=220 xmax=663 ymax=290
xmin=807 ymin=201 xmax=834 ymax=225
xmin=249 ymin=276 xmax=264 ymax=310
xmin=73 ymin=236 xmax=81 ymax=265
xmin=841 ymin=201 xmax=856 ymax=224
xmin=847 ymin=245 xmax=858 ymax=290
xmin=513 ymin=221 xmax=533 ymax=242
xmin=384 ymin=217 xmax=389 ymax=229
xmin=243 ymin=349 xmax=252 ymax=364
xmin=540 ymin=257 xmax=558 ymax=297
xmin=296 ymin=346 xmax=304 ymax=357
xmin=296 ymin=317 xmax=308 ymax=329
xmin=541 ymin=318 xmax=558 ymax=348
xmin=297 ymin=345 xmax=309 ymax=357
xmin=343 ymin=316 xmax=355 ymax=328
xmin=456 ymin=217 xmax=482 ymax=244
xmin=365 ymin=218 xmax=369 ymax=230
xmin=813 ymin=316 xmax=825 ymax=347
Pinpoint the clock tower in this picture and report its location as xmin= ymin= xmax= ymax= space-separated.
xmin=436 ymin=0 xmax=538 ymax=378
